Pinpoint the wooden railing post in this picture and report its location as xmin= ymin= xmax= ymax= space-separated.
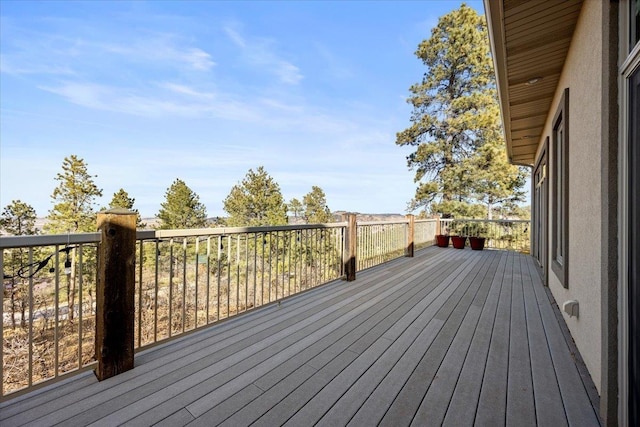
xmin=435 ymin=215 xmax=442 ymax=236
xmin=406 ymin=214 xmax=415 ymax=257
xmin=95 ymin=208 xmax=136 ymax=381
xmin=343 ymin=213 xmax=357 ymax=281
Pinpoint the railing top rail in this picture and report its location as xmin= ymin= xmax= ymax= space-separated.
xmin=0 ymin=232 xmax=102 ymax=249
xmin=357 ymin=220 xmax=409 ymax=226
xmin=439 ymin=218 xmax=530 ymax=224
xmin=135 ymin=222 xmax=347 ymax=240
xmin=415 ymin=218 xmax=438 ymax=223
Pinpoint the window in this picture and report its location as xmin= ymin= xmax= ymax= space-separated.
xmin=552 ymin=88 xmax=569 ymax=288
xmin=620 ymin=3 xmax=640 ymax=425
xmin=533 ymin=139 xmax=548 ymax=284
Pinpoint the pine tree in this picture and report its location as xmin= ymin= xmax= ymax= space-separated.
xmin=157 ymin=179 xmax=207 ymax=229
xmin=1 ymin=200 xmax=37 ymax=328
xmin=396 ymin=4 xmax=524 ymax=218
xmin=223 ymin=167 xmax=287 ymax=227
xmin=288 ymin=198 xmax=303 ymax=219
xmin=302 ymin=186 xmax=333 ymax=224
xmin=45 ymin=155 xmax=103 ymax=233
xmin=0 ymin=200 xmax=37 ymax=236
xmin=45 ymin=155 xmax=102 ymax=321
xmin=469 ymin=135 xmax=527 ymax=219
xmin=108 ymin=188 xmax=146 ymax=228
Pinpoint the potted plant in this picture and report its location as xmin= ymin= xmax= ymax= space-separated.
xmin=436 ymin=234 xmax=450 ymax=247
xmin=451 ymin=235 xmax=466 ymax=249
xmin=468 ymin=222 xmax=488 ymax=250
xmin=469 ymin=236 xmax=486 ymax=250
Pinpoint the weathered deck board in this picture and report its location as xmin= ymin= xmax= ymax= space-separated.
xmin=506 ymin=251 xmax=536 ymax=426
xmin=441 ymin=249 xmax=508 ymax=426
xmin=521 ymin=254 xmax=568 ymax=427
xmin=0 ymin=247 xmax=601 ymax=427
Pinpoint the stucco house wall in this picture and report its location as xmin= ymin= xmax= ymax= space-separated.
xmin=535 ymin=0 xmax=605 ymax=392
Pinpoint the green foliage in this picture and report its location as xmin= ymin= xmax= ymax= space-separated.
xmin=223 ymin=166 xmax=287 ymax=227
xmin=430 ymin=200 xmax=485 ymax=219
xmin=108 ymin=188 xmax=146 ymax=228
xmin=1 ymin=200 xmax=37 ymax=236
xmin=302 ymin=186 xmax=332 ymax=224
xmin=449 ymin=220 xmax=487 ymax=237
xmin=506 ymin=204 xmax=531 ymax=220
xmin=288 ymin=198 xmax=303 ymax=219
xmin=396 ymin=4 xmax=525 ymax=218
xmin=45 ymin=155 xmax=103 ymax=233
xmin=469 ymin=136 xmax=528 ymax=219
xmin=1 ymin=200 xmax=38 ymax=328
xmin=157 ymin=179 xmax=208 ymax=229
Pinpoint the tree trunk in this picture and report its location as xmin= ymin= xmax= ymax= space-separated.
xmin=20 ymin=297 xmax=26 ymax=328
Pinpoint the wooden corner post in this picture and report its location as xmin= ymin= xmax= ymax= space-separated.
xmin=406 ymin=214 xmax=415 ymax=257
xmin=96 ymin=209 xmax=136 ymax=381
xmin=343 ymin=213 xmax=357 ymax=281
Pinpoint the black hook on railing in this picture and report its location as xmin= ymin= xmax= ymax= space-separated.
xmin=4 ymin=246 xmax=76 ymax=280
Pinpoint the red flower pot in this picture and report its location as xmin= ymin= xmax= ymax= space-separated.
xmin=436 ymin=235 xmax=450 ymax=247
xmin=451 ymin=236 xmax=466 ymax=249
xmin=469 ymin=236 xmax=486 ymax=251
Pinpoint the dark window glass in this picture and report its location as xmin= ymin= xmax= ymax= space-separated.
xmin=551 ymin=89 xmax=569 ymax=288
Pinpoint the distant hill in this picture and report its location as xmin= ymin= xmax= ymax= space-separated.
xmin=23 ymin=211 xmax=408 ymax=234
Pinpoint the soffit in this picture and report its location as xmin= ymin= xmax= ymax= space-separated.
xmin=484 ymin=0 xmax=584 ymax=166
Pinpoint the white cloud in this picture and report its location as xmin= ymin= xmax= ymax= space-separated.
xmin=39 ymin=81 xmax=266 ymax=121
xmin=101 ymin=37 xmax=215 ymax=71
xmin=223 ymin=26 xmax=247 ymax=49
xmin=314 ymin=43 xmax=354 ymax=80
xmin=223 ymin=24 xmax=303 ymax=85
xmin=159 ymin=82 xmax=216 ymax=99
xmin=183 ymin=48 xmax=216 ymax=71
xmin=0 ymin=53 xmax=77 ymax=76
xmin=276 ymin=62 xmax=303 ymax=85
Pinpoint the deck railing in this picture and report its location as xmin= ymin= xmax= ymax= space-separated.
xmin=1 ymin=214 xmax=525 ymax=399
xmin=0 ymin=233 xmax=101 ymax=398
xmin=415 ymin=219 xmax=438 ymax=250
xmin=357 ymin=221 xmax=407 ymax=270
xmin=439 ymin=218 xmax=530 ymax=253
xmin=1 ymin=223 xmax=347 ymax=398
xmin=132 ymin=224 xmax=345 ymax=350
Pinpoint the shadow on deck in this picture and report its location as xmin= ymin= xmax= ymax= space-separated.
xmin=0 ymin=247 xmax=600 ymax=426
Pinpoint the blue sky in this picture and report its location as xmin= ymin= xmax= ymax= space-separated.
xmin=1 ymin=0 xmax=486 ymax=218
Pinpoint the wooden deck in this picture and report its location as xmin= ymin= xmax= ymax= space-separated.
xmin=0 ymin=247 xmax=601 ymax=426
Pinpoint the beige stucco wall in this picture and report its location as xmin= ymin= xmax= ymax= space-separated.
xmin=535 ymin=0 xmax=604 ymax=393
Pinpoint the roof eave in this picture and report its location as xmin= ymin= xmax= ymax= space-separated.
xmin=483 ymin=0 xmax=515 ymax=164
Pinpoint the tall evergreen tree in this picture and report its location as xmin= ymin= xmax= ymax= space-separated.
xmin=223 ymin=166 xmax=287 ymax=227
xmin=45 ymin=155 xmax=103 ymax=233
xmin=288 ymin=198 xmax=303 ymax=219
xmin=1 ymin=200 xmax=38 ymax=328
xmin=157 ymin=179 xmax=207 ymax=229
xmin=45 ymin=155 xmax=102 ymax=321
xmin=108 ymin=188 xmax=146 ymax=228
xmin=0 ymin=200 xmax=37 ymax=236
xmin=396 ymin=4 xmax=524 ymax=218
xmin=469 ymin=134 xmax=527 ymax=219
xmin=302 ymin=186 xmax=333 ymax=224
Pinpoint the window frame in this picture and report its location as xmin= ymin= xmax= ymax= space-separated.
xmin=533 ymin=138 xmax=549 ymax=284
xmin=551 ymin=88 xmax=569 ymax=288
xmin=620 ymin=4 xmax=640 ymax=425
